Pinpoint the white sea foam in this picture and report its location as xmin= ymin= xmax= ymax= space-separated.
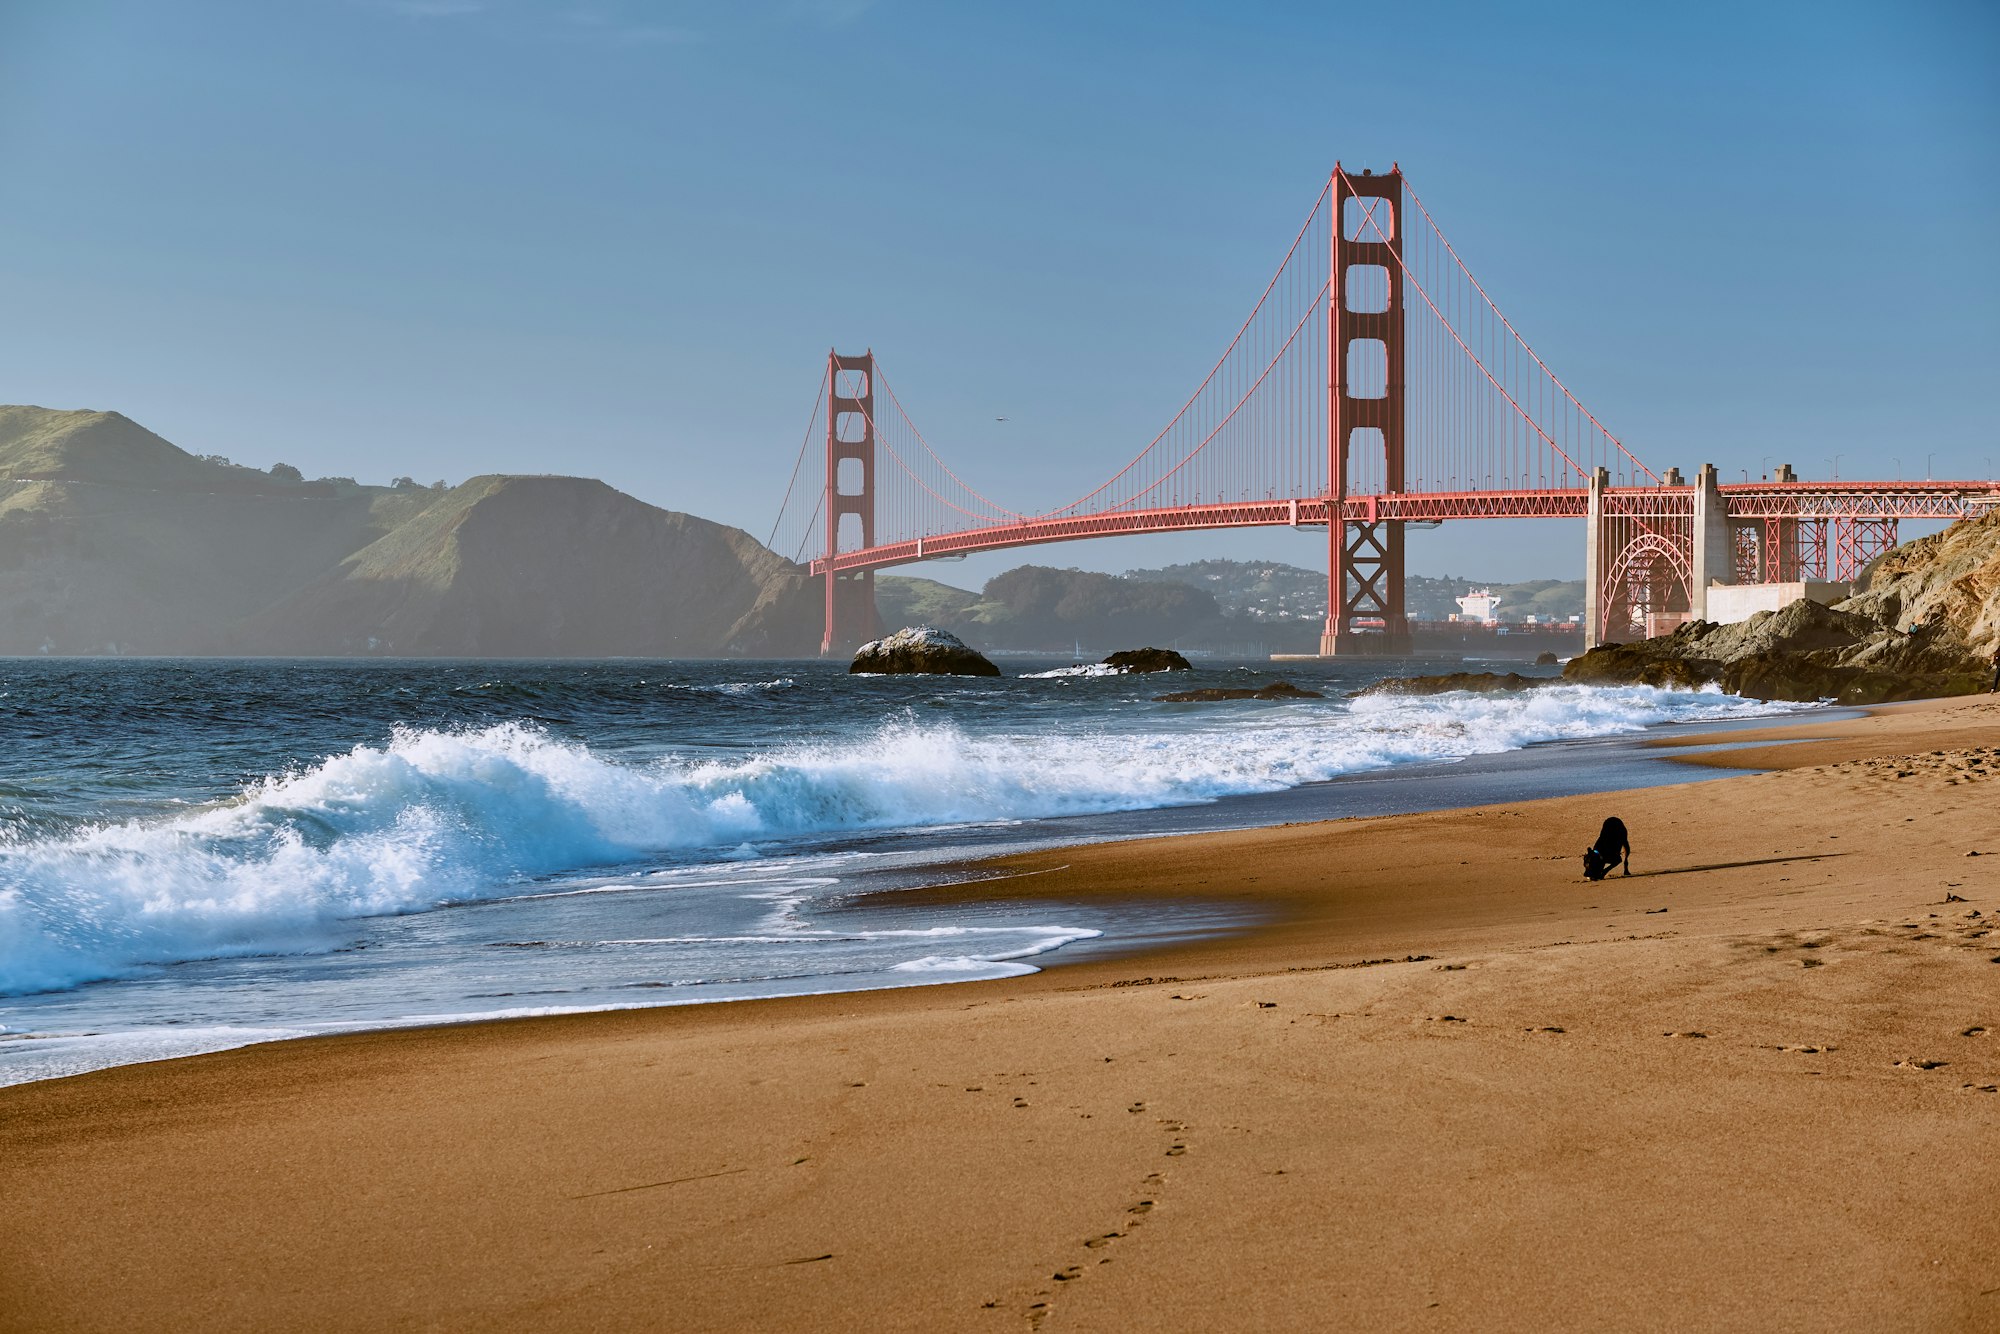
xmin=1019 ymin=663 xmax=1125 ymax=678
xmin=0 ymin=686 xmax=1803 ymax=995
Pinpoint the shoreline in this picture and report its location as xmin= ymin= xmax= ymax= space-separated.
xmin=0 ymin=696 xmax=1828 ymax=1090
xmin=3 ymin=695 xmax=1997 ymax=1330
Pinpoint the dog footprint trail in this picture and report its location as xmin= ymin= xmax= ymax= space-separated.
xmin=1010 ymin=1119 xmax=1187 ymax=1329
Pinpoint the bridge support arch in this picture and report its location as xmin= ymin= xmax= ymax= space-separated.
xmin=1321 ymin=166 xmax=1410 ymax=656
xmin=1585 ymin=467 xmax=1698 ymax=646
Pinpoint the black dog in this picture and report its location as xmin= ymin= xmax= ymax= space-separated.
xmin=1583 ymin=816 xmax=1632 ymax=880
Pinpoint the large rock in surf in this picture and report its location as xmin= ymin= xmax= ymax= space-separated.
xmin=850 ymin=625 xmax=1001 ymax=676
xmin=1103 ymin=647 xmax=1192 ymax=673
xmin=1154 ymin=680 xmax=1322 ymax=703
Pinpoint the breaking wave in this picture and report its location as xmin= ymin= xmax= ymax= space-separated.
xmin=0 ymin=685 xmax=1801 ymax=995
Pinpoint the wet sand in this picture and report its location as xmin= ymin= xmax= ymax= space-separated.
xmin=3 ymin=696 xmax=1998 ymax=1332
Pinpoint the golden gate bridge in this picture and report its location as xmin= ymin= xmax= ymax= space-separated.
xmin=769 ymin=165 xmax=1998 ymax=655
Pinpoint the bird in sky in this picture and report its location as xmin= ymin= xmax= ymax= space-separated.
xmin=995 ymin=416 xmax=1009 ymax=422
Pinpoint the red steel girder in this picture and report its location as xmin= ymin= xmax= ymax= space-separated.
xmin=810 ymin=482 xmax=1998 ymax=578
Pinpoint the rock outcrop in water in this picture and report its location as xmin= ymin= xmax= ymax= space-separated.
xmin=1154 ymin=680 xmax=1323 ymax=703
xmin=1103 ymin=647 xmax=1192 ymax=673
xmin=849 ymin=626 xmax=1001 ymax=676
xmin=1358 ymin=671 xmax=1551 ymax=698
xmin=0 ymin=405 xmax=823 ymax=656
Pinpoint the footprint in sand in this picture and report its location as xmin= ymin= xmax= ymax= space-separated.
xmin=1893 ymin=1059 xmax=1949 ymax=1070
xmin=1962 ymin=1027 xmax=1988 ymax=1038
xmin=1664 ymin=1031 xmax=1709 ymax=1039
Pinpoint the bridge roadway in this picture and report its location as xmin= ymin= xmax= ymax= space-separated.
xmin=810 ymin=480 xmax=1999 ymax=577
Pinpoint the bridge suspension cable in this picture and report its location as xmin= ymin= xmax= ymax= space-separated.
xmin=776 ymin=166 xmax=1663 ymax=569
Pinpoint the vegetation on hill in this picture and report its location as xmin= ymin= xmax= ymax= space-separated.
xmin=878 ymin=566 xmax=1225 ymax=651
xmin=0 ymin=405 xmax=816 ymax=656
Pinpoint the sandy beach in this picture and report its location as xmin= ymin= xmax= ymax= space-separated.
xmin=4 ymin=695 xmax=1997 ymax=1332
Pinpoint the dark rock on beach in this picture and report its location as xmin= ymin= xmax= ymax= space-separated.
xmin=1154 ymin=680 xmax=1323 ymax=703
xmin=850 ymin=625 xmax=1001 ymax=677
xmin=1535 ymin=651 xmax=1561 ymax=666
xmin=1103 ymin=647 xmax=1193 ymax=673
xmin=1357 ymin=671 xmax=1553 ymax=698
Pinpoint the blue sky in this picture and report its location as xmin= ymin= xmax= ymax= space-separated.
xmin=2 ymin=0 xmax=1994 ymax=585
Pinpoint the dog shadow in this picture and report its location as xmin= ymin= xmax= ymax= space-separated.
xmin=1628 ymin=853 xmax=1844 ymax=878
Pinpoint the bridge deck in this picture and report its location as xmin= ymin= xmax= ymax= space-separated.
xmin=811 ymin=482 xmax=1998 ymax=576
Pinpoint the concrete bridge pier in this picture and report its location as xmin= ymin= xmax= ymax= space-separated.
xmin=1689 ymin=462 xmax=1731 ymax=621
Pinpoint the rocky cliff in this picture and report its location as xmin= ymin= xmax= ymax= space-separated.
xmin=0 ymin=405 xmax=819 ymax=657
xmin=1561 ymin=512 xmax=1999 ymax=703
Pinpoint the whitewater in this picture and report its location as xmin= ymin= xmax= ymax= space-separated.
xmin=0 ymin=656 xmax=1812 ymax=1084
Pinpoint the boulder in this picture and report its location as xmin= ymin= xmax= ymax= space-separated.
xmin=1154 ymin=680 xmax=1323 ymax=703
xmin=850 ymin=625 xmax=1001 ymax=677
xmin=1102 ymin=647 xmax=1193 ymax=673
xmin=1357 ymin=671 xmax=1552 ymax=698
xmin=1534 ymin=651 xmax=1560 ymax=666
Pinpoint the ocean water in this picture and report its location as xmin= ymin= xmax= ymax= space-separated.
xmin=0 ymin=656 xmax=1811 ymax=1085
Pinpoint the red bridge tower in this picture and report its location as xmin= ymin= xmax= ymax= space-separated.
xmin=1322 ymin=165 xmax=1410 ymax=655
xmin=822 ymin=349 xmax=885 ymax=655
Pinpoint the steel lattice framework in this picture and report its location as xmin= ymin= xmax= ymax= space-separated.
xmin=768 ymin=166 xmax=1999 ymax=654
